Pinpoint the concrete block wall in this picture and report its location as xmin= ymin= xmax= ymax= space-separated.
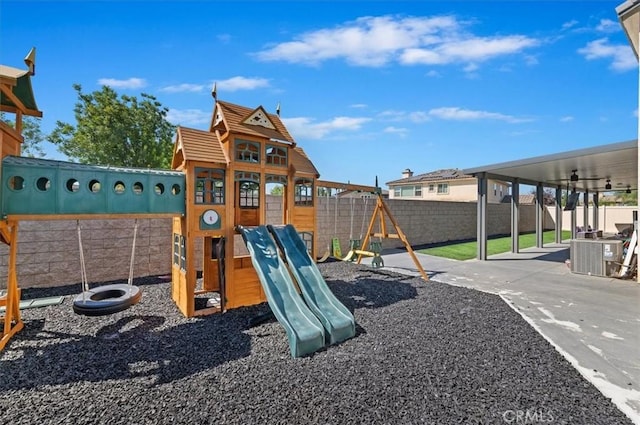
xmin=1 ymin=197 xmax=552 ymax=289
xmin=1 ymin=218 xmax=172 ymax=289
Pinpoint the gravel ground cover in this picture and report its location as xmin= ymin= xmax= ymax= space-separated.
xmin=0 ymin=262 xmax=632 ymax=425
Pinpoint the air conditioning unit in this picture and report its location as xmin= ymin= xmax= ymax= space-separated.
xmin=570 ymin=239 xmax=624 ymax=277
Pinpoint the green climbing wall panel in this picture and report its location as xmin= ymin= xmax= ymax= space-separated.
xmin=1 ymin=156 xmax=186 ymax=217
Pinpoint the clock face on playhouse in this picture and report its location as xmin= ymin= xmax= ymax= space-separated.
xmin=200 ymin=209 xmax=221 ymax=229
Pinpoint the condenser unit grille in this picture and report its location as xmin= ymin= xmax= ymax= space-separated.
xmin=570 ymin=240 xmax=623 ymax=277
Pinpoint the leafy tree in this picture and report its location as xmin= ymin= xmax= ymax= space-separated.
xmin=270 ymin=185 xmax=283 ymax=196
xmin=0 ymin=113 xmax=45 ymax=157
xmin=50 ymin=84 xmax=175 ymax=168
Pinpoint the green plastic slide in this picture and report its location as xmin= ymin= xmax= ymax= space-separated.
xmin=237 ymin=225 xmax=325 ymax=357
xmin=268 ymin=224 xmax=356 ymax=345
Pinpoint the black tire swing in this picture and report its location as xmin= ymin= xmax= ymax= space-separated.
xmin=73 ymin=219 xmax=142 ymax=316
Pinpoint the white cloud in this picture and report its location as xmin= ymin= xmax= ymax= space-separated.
xmin=377 ymin=109 xmax=430 ymax=123
xmin=255 ymin=15 xmax=538 ymax=69
xmin=159 ymin=83 xmax=206 ymax=93
xmin=97 ymin=77 xmax=146 ymax=89
xmin=217 ymin=76 xmax=270 ymax=91
xmin=562 ymin=20 xmax=579 ymax=31
xmin=596 ymin=19 xmax=618 ymax=34
xmin=428 ymin=107 xmax=532 ymax=123
xmin=350 ymin=103 xmax=368 ymax=109
xmin=560 ymin=116 xmax=574 ymax=122
xmin=383 ymin=126 xmax=408 ymax=136
xmin=166 ymin=109 xmax=211 ymax=126
xmin=578 ymin=38 xmax=637 ymax=71
xmin=405 ymin=35 xmax=539 ymax=65
xmin=283 ymin=116 xmax=371 ymax=139
xmin=378 ymin=110 xmax=408 ymax=121
xmin=407 ymin=111 xmax=431 ymax=123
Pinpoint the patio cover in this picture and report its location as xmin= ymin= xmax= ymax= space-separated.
xmin=617 ymin=0 xmax=640 ymax=59
xmin=462 ymin=140 xmax=638 ymax=261
xmin=463 ymin=140 xmax=637 ymax=193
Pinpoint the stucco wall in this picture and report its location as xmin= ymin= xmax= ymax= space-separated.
xmin=1 ymin=197 xmax=552 ymax=289
xmin=558 ymin=205 xmax=636 ymax=234
xmin=388 ymin=179 xmax=507 ymax=203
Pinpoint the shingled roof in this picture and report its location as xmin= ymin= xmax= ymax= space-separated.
xmin=211 ymin=100 xmax=295 ymax=144
xmin=171 ymin=126 xmax=228 ymax=169
xmin=386 ymin=168 xmax=473 ymax=185
xmin=290 ymin=146 xmax=320 ymax=177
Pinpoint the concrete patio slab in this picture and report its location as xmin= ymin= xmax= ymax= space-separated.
xmin=365 ymin=243 xmax=640 ymax=424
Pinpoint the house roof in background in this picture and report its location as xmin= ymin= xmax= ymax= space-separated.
xmin=386 ymin=168 xmax=474 ymax=185
xmin=501 ymin=194 xmax=536 ymax=204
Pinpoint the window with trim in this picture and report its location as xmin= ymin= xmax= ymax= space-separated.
xmin=173 ymin=234 xmax=180 ymax=266
xmin=236 ymin=171 xmax=260 ymax=208
xmin=428 ymin=184 xmax=435 ymax=193
xmin=437 ymin=183 xmax=449 ymax=194
xmin=299 ymin=231 xmax=314 ymax=254
xmin=195 ymin=167 xmax=224 ymax=204
xmin=294 ymin=178 xmax=314 ymax=206
xmin=173 ymin=233 xmax=186 ymax=270
xmin=266 ymin=145 xmax=287 ymax=167
xmin=266 ymin=174 xmax=287 ymax=186
xmin=235 ymin=140 xmax=260 ymax=163
xmin=395 ymin=185 xmax=421 ymax=197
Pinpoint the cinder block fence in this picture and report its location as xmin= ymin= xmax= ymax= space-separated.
xmin=1 ymin=197 xmax=551 ymax=289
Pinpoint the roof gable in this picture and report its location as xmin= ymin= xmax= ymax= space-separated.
xmin=172 ymin=126 xmax=228 ymax=169
xmin=242 ymin=106 xmax=276 ymax=130
xmin=211 ymin=100 xmax=295 ymax=144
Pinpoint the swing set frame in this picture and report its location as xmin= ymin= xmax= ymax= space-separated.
xmin=316 ymin=180 xmax=429 ymax=281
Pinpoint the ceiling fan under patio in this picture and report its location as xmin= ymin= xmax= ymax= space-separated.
xmin=551 ymin=169 xmax=602 ymax=183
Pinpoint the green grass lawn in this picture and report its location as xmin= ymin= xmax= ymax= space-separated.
xmin=417 ymin=230 xmax=572 ymax=261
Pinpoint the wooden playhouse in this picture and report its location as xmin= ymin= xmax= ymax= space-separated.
xmin=170 ymin=99 xmax=321 ymax=317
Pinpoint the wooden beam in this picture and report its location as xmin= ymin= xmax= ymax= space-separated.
xmin=7 ymin=213 xmax=184 ymax=221
xmin=0 ymin=220 xmax=23 ymax=351
xmin=0 ymin=104 xmax=42 ymax=118
xmin=316 ymin=179 xmax=378 ymax=193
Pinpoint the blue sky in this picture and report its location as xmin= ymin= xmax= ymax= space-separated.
xmin=1 ymin=1 xmax=637 ymax=187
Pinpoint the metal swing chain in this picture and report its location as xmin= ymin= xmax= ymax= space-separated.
xmin=359 ymin=195 xmax=369 ymax=240
xmin=127 ymin=219 xmax=139 ymax=287
xmin=334 ymin=190 xmax=339 ymax=236
xmin=349 ymin=196 xmax=355 ymax=240
xmin=77 ymin=220 xmax=89 ymax=299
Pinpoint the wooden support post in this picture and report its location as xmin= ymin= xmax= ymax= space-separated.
xmin=1 ymin=219 xmax=23 ymax=351
xmin=357 ymin=195 xmax=429 ymax=281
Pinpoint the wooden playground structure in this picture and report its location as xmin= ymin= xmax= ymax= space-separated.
xmin=0 ymin=49 xmax=428 ymax=350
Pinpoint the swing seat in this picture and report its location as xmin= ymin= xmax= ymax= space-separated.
xmin=73 ymin=284 xmax=141 ymax=316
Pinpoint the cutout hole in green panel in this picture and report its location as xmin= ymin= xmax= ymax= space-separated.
xmin=37 ymin=177 xmax=50 ymax=191
xmin=114 ymin=181 xmax=125 ymax=194
xmin=66 ymin=179 xmax=80 ymax=193
xmin=8 ymin=176 xmax=25 ymax=191
xmin=89 ymin=180 xmax=101 ymax=193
